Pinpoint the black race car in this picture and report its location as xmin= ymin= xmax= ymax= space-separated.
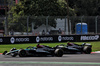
xmin=55 ymin=43 xmax=92 ymax=54
xmin=2 ymin=45 xmax=63 ymax=57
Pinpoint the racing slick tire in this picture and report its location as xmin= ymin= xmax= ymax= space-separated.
xmin=18 ymin=49 xmax=27 ymax=57
xmin=83 ymin=46 xmax=92 ymax=54
xmin=54 ymin=49 xmax=63 ymax=57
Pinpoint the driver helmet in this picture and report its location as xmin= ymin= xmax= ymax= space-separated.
xmin=67 ymin=43 xmax=73 ymax=46
xmin=10 ymin=48 xmax=16 ymax=51
xmin=37 ymin=44 xmax=44 ymax=48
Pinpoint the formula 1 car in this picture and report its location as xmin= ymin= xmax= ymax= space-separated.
xmin=55 ymin=43 xmax=92 ymax=54
xmin=2 ymin=45 xmax=63 ymax=57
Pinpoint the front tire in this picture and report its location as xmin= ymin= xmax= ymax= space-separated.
xmin=83 ymin=46 xmax=92 ymax=54
xmin=18 ymin=49 xmax=27 ymax=57
xmin=54 ymin=49 xmax=63 ymax=57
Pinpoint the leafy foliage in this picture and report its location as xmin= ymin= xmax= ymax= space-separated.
xmin=8 ymin=0 xmax=75 ymax=32
xmin=8 ymin=0 xmax=100 ymax=32
xmin=68 ymin=0 xmax=100 ymax=16
xmin=9 ymin=0 xmax=74 ymax=16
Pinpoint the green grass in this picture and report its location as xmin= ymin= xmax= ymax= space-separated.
xmin=0 ymin=42 xmax=100 ymax=53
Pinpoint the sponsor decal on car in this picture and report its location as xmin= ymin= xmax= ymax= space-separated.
xmin=58 ymin=36 xmax=74 ymax=42
xmin=36 ymin=36 xmax=53 ymax=42
xmin=10 ymin=37 xmax=29 ymax=44
xmin=80 ymin=35 xmax=99 ymax=40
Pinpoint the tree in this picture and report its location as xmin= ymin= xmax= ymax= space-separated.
xmin=8 ymin=0 xmax=75 ymax=32
xmin=68 ymin=0 xmax=100 ymax=16
xmin=9 ymin=0 xmax=75 ymax=16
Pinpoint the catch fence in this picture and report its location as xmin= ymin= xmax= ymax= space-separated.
xmin=0 ymin=16 xmax=99 ymax=36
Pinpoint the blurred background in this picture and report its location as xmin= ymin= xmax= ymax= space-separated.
xmin=0 ymin=16 xmax=100 ymax=36
xmin=0 ymin=0 xmax=100 ymax=36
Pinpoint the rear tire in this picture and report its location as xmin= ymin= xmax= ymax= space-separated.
xmin=54 ymin=49 xmax=63 ymax=57
xmin=18 ymin=49 xmax=27 ymax=57
xmin=83 ymin=46 xmax=92 ymax=54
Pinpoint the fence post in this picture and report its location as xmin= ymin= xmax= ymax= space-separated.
xmin=46 ymin=16 xmax=49 ymax=32
xmin=65 ymin=16 xmax=67 ymax=32
xmin=4 ymin=17 xmax=7 ymax=36
xmin=95 ymin=16 xmax=98 ymax=34
xmin=81 ymin=16 xmax=84 ymax=35
xmin=65 ymin=16 xmax=69 ymax=35
xmin=69 ymin=19 xmax=71 ymax=34
xmin=27 ymin=16 xmax=29 ymax=35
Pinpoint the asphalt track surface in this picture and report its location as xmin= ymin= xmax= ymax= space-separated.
xmin=0 ymin=53 xmax=100 ymax=66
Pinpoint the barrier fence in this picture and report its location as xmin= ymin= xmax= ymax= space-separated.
xmin=0 ymin=16 xmax=100 ymax=37
xmin=0 ymin=34 xmax=99 ymax=44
